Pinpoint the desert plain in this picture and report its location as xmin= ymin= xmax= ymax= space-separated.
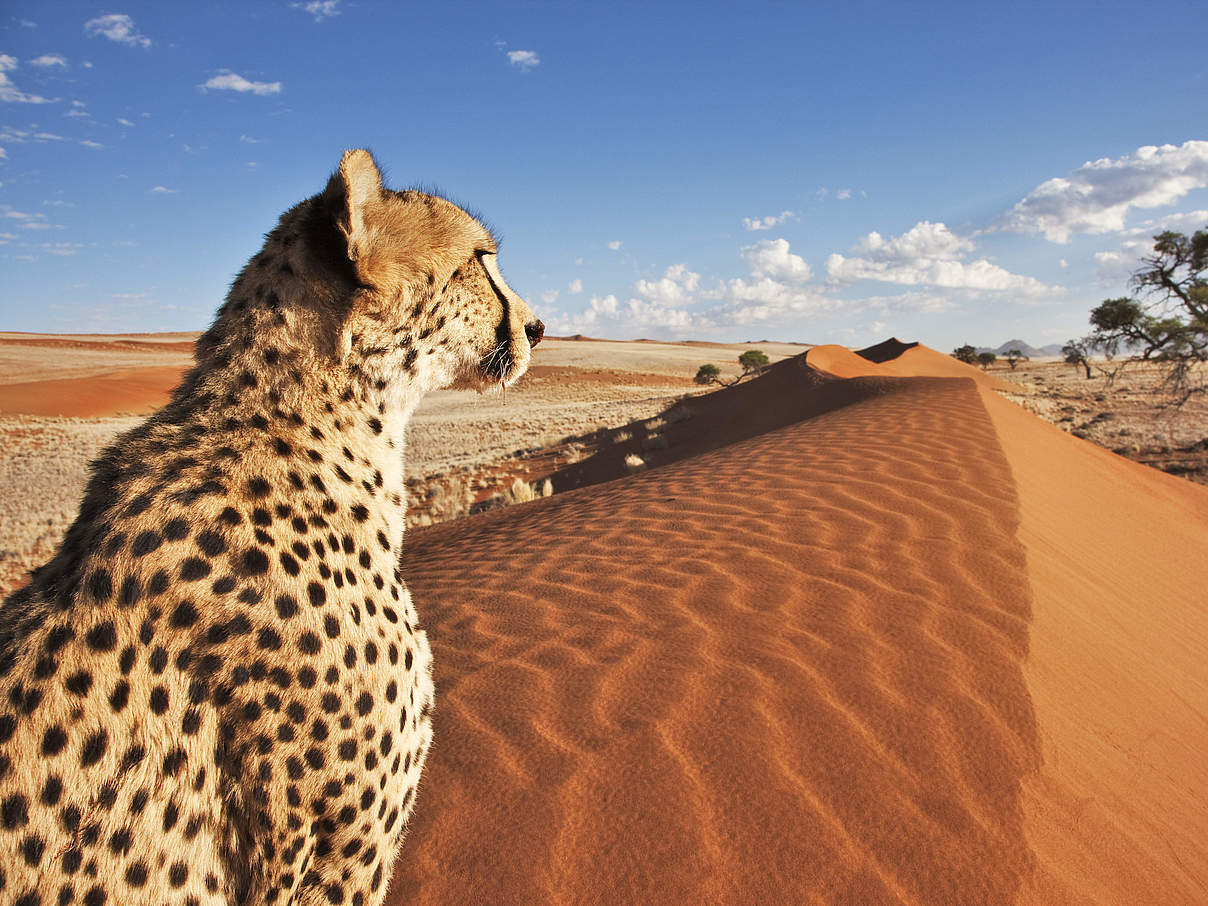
xmin=1 ymin=330 xmax=1207 ymax=904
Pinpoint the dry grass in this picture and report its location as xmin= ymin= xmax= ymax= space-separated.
xmin=0 ymin=415 xmax=142 ymax=593
xmin=0 ymin=337 xmax=802 ymax=597
xmin=995 ymin=358 xmax=1208 ymax=485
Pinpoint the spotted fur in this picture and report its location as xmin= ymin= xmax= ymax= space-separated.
xmin=0 ymin=150 xmax=542 ymax=906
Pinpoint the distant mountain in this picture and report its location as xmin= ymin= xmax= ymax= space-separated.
xmin=972 ymin=340 xmax=1065 ymax=358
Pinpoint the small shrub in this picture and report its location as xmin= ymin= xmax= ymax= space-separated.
xmin=624 ymin=453 xmax=646 ymax=474
xmin=478 ymin=477 xmax=554 ymax=512
xmin=739 ymin=349 xmax=770 ymax=375
xmin=665 ymin=405 xmax=694 ymax=424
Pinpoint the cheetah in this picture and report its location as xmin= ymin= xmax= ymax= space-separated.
xmin=0 ymin=149 xmax=543 ymax=906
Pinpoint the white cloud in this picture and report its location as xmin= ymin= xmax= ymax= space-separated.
xmin=1121 ymin=208 xmax=1208 ymax=238
xmin=567 ymin=278 xmax=582 ymax=294
xmin=1093 ymin=249 xmax=1129 ymax=281
xmin=117 ymin=117 xmax=134 ymax=126
xmin=291 ymin=0 xmax=341 ymax=21
xmin=1089 ymin=209 xmax=1208 ymax=284
xmin=1059 ymin=259 xmax=1068 ymax=268
xmin=0 ymin=53 xmax=55 ymax=103
xmin=239 ymin=134 xmax=262 ymax=143
xmin=30 ymin=54 xmax=67 ymax=67
xmin=836 ymin=188 xmax=852 ymax=200
xmin=2 ymin=205 xmax=46 ymax=222
xmin=553 ymin=238 xmax=832 ymax=335
xmin=827 ymin=220 xmax=1050 ymax=295
xmin=634 ymin=263 xmax=701 ymax=306
xmin=997 ymin=141 xmax=1208 ymax=243
xmin=150 ymin=185 xmax=177 ymax=194
xmin=0 ymin=147 xmax=6 ymax=159
xmin=507 ymin=50 xmax=540 ymax=70
xmin=708 ymin=276 xmax=837 ymax=325
xmin=84 ymin=13 xmax=151 ymax=49
xmin=742 ymin=209 xmax=795 ymax=231
xmin=853 ymin=220 xmax=972 ymax=260
xmin=739 ymin=238 xmax=812 ymax=282
xmin=540 ymin=289 xmax=559 ymax=304
xmin=200 ymin=71 xmax=282 ymax=96
xmin=607 ymin=240 xmax=622 ymax=250
xmin=80 ymin=139 xmax=103 ymax=149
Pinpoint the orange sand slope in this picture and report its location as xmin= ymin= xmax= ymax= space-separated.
xmin=387 ymin=345 xmax=1208 ymax=905
xmin=0 ymin=366 xmax=188 ymax=417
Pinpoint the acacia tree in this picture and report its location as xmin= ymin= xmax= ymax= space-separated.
xmin=1005 ymin=348 xmax=1027 ymax=370
xmin=1062 ymin=339 xmax=1092 ymax=379
xmin=976 ymin=351 xmax=997 ymax=370
xmin=695 ymin=350 xmax=771 ymax=387
xmin=738 ymin=349 xmax=770 ymax=375
xmin=1084 ymin=228 xmax=1208 ymax=401
xmin=952 ymin=344 xmax=977 ymax=364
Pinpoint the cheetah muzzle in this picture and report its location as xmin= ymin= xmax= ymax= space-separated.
xmin=0 ymin=149 xmax=542 ymax=906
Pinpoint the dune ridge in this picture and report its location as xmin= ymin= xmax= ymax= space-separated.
xmin=390 ymin=370 xmax=1042 ymax=904
xmin=381 ymin=342 xmax=1208 ymax=904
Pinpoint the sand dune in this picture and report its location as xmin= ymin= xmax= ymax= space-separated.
xmin=0 ymin=366 xmax=190 ymax=416
xmin=385 ymin=343 xmax=1208 ymax=904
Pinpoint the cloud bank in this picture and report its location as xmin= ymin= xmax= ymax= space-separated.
xmin=997 ymin=140 xmax=1208 ymax=243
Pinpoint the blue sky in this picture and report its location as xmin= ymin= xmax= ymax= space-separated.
xmin=2 ymin=1 xmax=1206 ymax=350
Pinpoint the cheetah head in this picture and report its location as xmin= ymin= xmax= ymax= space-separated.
xmin=323 ymin=149 xmax=543 ymax=394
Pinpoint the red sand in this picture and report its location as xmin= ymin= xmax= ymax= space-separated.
xmin=383 ymin=343 xmax=1208 ymax=904
xmin=0 ymin=366 xmax=188 ymax=417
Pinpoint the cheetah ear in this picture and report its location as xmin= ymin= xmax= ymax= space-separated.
xmin=328 ymin=149 xmax=383 ymax=262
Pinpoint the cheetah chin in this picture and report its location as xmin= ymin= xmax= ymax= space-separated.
xmin=0 ymin=149 xmax=541 ymax=906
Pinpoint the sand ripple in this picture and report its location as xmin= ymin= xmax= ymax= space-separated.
xmin=391 ymin=376 xmax=1038 ymax=904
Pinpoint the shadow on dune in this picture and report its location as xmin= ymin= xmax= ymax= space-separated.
xmin=855 ymin=336 xmax=920 ymax=363
xmin=550 ymin=353 xmax=918 ymax=494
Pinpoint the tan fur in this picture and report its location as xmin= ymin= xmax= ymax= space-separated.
xmin=0 ymin=150 xmax=541 ymax=906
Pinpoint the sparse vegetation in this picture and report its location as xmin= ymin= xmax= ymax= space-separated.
xmin=695 ymin=349 xmax=772 ymax=386
xmin=624 ymin=453 xmax=647 ymax=474
xmin=739 ymin=349 xmax=770 ymax=375
xmin=976 ymin=352 xmax=997 ymax=370
xmin=998 ymin=357 xmax=1208 ymax=485
xmin=1071 ymin=227 xmax=1208 ymax=403
xmin=478 ymin=477 xmax=553 ymax=512
xmin=1062 ymin=340 xmax=1093 ymax=379
xmin=952 ymin=344 xmax=977 ymax=364
xmin=1005 ymin=349 xmax=1027 ymax=371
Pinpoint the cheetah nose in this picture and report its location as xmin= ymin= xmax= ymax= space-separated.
xmin=525 ymin=319 xmax=545 ymax=348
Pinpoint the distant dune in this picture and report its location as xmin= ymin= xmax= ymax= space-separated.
xmin=0 ymin=366 xmax=189 ymax=417
xmin=385 ymin=343 xmax=1208 ymax=905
